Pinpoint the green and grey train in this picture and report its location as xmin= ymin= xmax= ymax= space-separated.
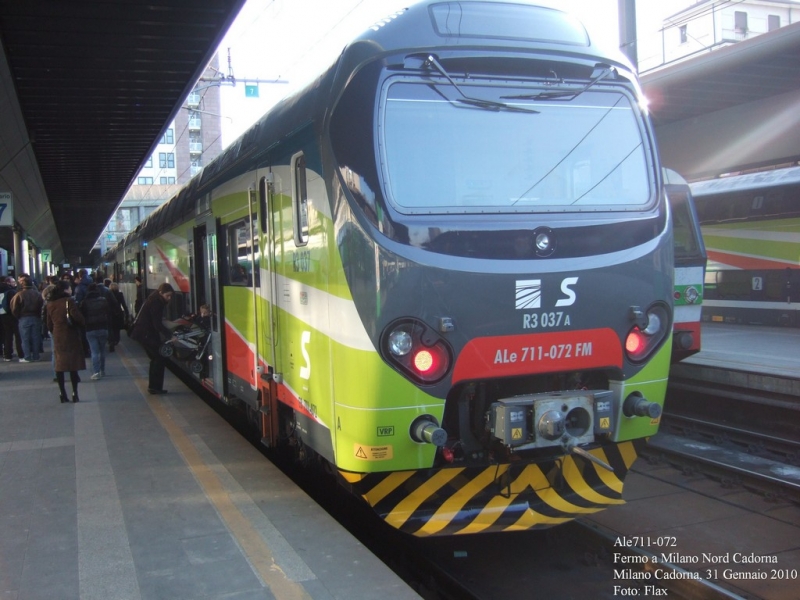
xmin=105 ymin=0 xmax=678 ymax=536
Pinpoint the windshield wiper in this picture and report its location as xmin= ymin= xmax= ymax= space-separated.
xmin=424 ymin=54 xmax=539 ymax=114
xmin=502 ymin=65 xmax=615 ymax=101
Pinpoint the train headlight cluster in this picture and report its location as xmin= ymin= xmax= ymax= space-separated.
xmin=382 ymin=319 xmax=452 ymax=384
xmin=625 ymin=304 xmax=670 ymax=362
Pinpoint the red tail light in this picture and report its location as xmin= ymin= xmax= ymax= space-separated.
xmin=442 ymin=447 xmax=455 ymax=463
xmin=412 ymin=344 xmax=448 ymax=380
xmin=413 ymin=349 xmax=436 ymax=373
xmin=625 ymin=329 xmax=647 ymax=357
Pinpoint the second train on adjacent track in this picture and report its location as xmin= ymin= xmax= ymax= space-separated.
xmin=691 ymin=166 xmax=800 ymax=328
xmin=105 ymin=0 xmax=681 ymax=536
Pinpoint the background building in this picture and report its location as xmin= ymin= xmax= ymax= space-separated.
xmin=95 ymin=55 xmax=224 ymax=257
xmin=640 ymin=0 xmax=799 ymax=72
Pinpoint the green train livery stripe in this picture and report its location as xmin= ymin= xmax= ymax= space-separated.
xmin=155 ymin=246 xmax=190 ymax=292
xmin=703 ymin=219 xmax=800 ymax=266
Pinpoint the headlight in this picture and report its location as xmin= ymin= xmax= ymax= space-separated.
xmin=388 ymin=330 xmax=413 ymax=356
xmin=381 ymin=319 xmax=452 ymax=384
xmin=625 ymin=304 xmax=670 ymax=362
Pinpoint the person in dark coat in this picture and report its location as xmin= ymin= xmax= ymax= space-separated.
xmin=80 ymin=283 xmax=110 ymax=380
xmin=46 ymin=280 xmax=86 ymax=403
xmin=73 ymin=269 xmax=92 ymax=303
xmin=131 ymin=282 xmax=174 ymax=394
xmin=1 ymin=276 xmax=23 ymax=361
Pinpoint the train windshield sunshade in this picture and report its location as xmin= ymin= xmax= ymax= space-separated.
xmin=378 ymin=78 xmax=653 ymax=215
xmin=429 ymin=2 xmax=589 ymax=46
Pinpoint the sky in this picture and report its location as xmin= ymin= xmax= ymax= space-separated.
xmin=213 ymin=0 xmax=696 ymax=147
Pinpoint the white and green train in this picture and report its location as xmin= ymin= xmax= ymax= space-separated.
xmin=105 ymin=0 xmax=679 ymax=536
xmin=690 ymin=166 xmax=800 ymax=328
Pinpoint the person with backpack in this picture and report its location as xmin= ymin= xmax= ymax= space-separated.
xmin=79 ymin=283 xmax=111 ymax=380
xmin=10 ymin=275 xmax=44 ymax=362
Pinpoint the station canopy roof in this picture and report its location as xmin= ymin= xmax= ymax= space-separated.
xmin=641 ymin=20 xmax=800 ymax=127
xmin=0 ymin=0 xmax=246 ymax=263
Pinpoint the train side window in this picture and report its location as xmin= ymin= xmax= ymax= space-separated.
xmin=125 ymin=259 xmax=138 ymax=282
xmin=259 ymin=176 xmax=269 ymax=235
xmin=292 ymin=152 xmax=309 ymax=246
xmin=225 ymin=219 xmax=253 ymax=286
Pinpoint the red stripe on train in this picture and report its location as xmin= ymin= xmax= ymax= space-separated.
xmin=155 ymin=247 xmax=191 ymax=292
xmin=452 ymin=328 xmax=622 ymax=384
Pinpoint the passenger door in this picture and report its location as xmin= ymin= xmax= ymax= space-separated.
xmin=194 ymin=213 xmax=224 ymax=396
xmin=257 ymin=169 xmax=282 ymax=446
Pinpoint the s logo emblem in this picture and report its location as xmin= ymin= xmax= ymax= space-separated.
xmin=555 ymin=277 xmax=578 ymax=307
xmin=300 ymin=331 xmax=311 ymax=380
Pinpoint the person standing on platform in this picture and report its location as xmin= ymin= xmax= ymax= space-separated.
xmin=131 ymin=282 xmax=174 ymax=394
xmin=80 ymin=283 xmax=110 ymax=380
xmin=73 ymin=269 xmax=92 ymax=303
xmin=1 ymin=277 xmax=24 ymax=361
xmin=10 ymin=275 xmax=44 ymax=362
xmin=46 ymin=280 xmax=86 ymax=403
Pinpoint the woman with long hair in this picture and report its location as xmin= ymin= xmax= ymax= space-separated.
xmin=46 ymin=280 xmax=86 ymax=403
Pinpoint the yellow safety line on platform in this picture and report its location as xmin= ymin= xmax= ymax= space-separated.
xmin=119 ymin=347 xmax=311 ymax=600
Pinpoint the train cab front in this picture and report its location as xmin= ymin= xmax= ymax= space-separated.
xmin=327 ymin=2 xmax=673 ymax=536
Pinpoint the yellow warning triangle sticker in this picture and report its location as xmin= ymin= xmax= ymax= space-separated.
xmin=355 ymin=446 xmax=368 ymax=459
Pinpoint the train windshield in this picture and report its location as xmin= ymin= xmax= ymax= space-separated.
xmin=378 ymin=78 xmax=652 ymax=214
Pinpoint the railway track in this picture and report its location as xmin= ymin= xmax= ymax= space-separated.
xmin=646 ymin=373 xmax=800 ymax=503
xmin=647 ymin=430 xmax=800 ymax=502
xmin=666 ymin=364 xmax=800 ymax=441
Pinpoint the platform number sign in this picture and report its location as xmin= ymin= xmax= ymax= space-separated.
xmin=41 ymin=249 xmax=52 ymax=263
xmin=752 ymin=276 xmax=763 ymax=291
xmin=0 ymin=192 xmax=12 ymax=227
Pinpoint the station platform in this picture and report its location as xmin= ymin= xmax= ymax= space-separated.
xmin=685 ymin=322 xmax=800 ymax=377
xmin=0 ymin=337 xmax=419 ymax=600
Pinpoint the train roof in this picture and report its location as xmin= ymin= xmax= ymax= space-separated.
xmin=690 ymin=166 xmax=800 ymax=197
xmin=342 ymin=0 xmax=634 ymax=73
xmin=355 ymin=1 xmax=588 ymax=49
xmin=118 ymin=1 xmax=640 ymax=249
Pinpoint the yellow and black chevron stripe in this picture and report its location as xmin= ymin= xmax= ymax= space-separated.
xmin=339 ymin=439 xmax=644 ymax=536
